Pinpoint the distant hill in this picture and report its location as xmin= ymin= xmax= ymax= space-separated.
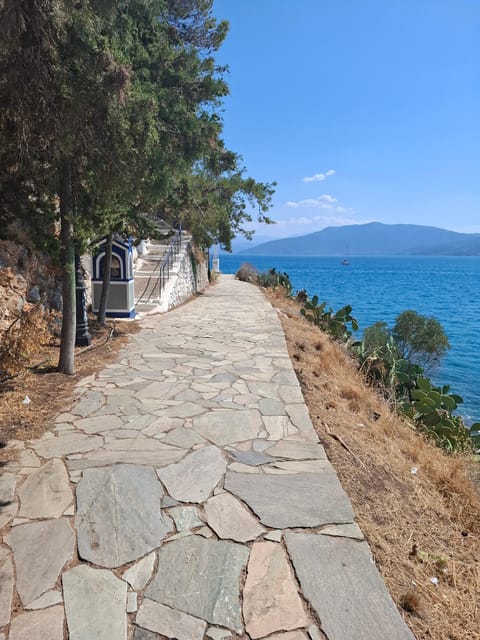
xmin=237 ymin=222 xmax=480 ymax=256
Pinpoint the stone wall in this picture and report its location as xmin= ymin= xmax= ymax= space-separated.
xmin=164 ymin=243 xmax=209 ymax=312
xmin=0 ymin=241 xmax=62 ymax=335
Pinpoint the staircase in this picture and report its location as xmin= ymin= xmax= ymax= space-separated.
xmin=134 ymin=228 xmax=190 ymax=314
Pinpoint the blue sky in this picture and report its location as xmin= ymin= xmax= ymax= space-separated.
xmin=213 ymin=0 xmax=479 ymax=241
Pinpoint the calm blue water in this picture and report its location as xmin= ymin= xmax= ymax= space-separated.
xmin=219 ymin=254 xmax=480 ymax=424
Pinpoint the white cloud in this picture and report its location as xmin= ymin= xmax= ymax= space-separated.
xmin=302 ymin=169 xmax=335 ymax=183
xmin=286 ymin=195 xmax=338 ymax=209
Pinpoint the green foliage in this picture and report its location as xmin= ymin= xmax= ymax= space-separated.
xmin=402 ymin=377 xmax=474 ymax=452
xmin=257 ymin=268 xmax=292 ymax=295
xmin=393 ymin=310 xmax=450 ymax=372
xmin=300 ymin=295 xmax=359 ymax=341
xmin=354 ymin=334 xmax=422 ymax=400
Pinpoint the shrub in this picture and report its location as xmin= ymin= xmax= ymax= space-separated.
xmin=393 ymin=310 xmax=450 ymax=373
xmin=257 ymin=268 xmax=293 ymax=295
xmin=402 ymin=376 xmax=478 ymax=452
xmin=300 ymin=295 xmax=358 ymax=341
xmin=235 ymin=263 xmax=258 ymax=283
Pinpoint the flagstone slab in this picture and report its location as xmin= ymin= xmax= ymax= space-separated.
xmin=134 ymin=629 xmax=160 ymax=640
xmin=76 ymin=464 xmax=172 ymax=568
xmin=157 ymin=444 xmax=227 ymax=503
xmin=0 ymin=547 xmax=14 ymax=626
xmin=162 ymin=427 xmax=206 ymax=448
xmin=71 ymin=390 xmax=104 ymax=417
xmin=320 ymin=523 xmax=364 ymax=539
xmin=8 ymin=605 xmax=64 ymax=640
xmin=136 ymin=599 xmax=207 ymax=640
xmin=169 ymin=505 xmax=203 ymax=531
xmin=63 ymin=565 xmax=127 ymax=640
xmin=66 ymin=447 xmax=185 ymax=470
xmin=74 ymin=414 xmax=124 ymax=433
xmin=192 ymin=409 xmax=262 ymax=445
xmin=25 ymin=590 xmax=63 ymax=610
xmin=263 ymin=416 xmax=298 ymax=440
xmin=284 ymin=533 xmax=415 ymax=640
xmin=0 ymin=472 xmax=16 ymax=503
xmin=0 ymin=499 xmax=18 ymax=527
xmin=285 ymin=404 xmax=317 ymax=437
xmin=143 ymin=416 xmax=185 ymax=436
xmin=265 ymin=441 xmax=326 ymax=460
xmin=32 ymin=432 xmax=103 ymax=458
xmin=146 ymin=535 xmax=249 ymax=632
xmin=10 ymin=518 xmax=74 ymax=606
xmin=228 ymin=449 xmax=274 ymax=466
xmin=278 ymin=385 xmax=305 ymax=403
xmin=122 ymin=551 xmax=156 ymax=590
xmin=17 ymin=458 xmax=72 ymax=519
xmin=268 ymin=633 xmax=309 ymax=640
xmin=160 ymin=402 xmax=208 ymax=418
xmin=269 ymin=460 xmax=335 ymax=473
xmin=6 ymin=448 xmax=41 ymax=470
xmin=204 ymin=492 xmax=265 ymax=542
xmin=224 ymin=471 xmax=354 ymax=528
xmin=243 ymin=541 xmax=309 ymax=639
xmin=259 ymin=397 xmax=286 ymax=416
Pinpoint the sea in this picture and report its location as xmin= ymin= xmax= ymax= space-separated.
xmin=218 ymin=254 xmax=480 ymax=426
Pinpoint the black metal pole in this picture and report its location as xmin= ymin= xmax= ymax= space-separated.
xmin=75 ymin=253 xmax=91 ymax=347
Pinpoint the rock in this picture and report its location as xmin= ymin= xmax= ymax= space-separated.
xmin=9 ymin=518 xmax=74 ymax=606
xmin=136 ymin=599 xmax=207 ymax=640
xmin=122 ymin=551 xmax=156 ymax=590
xmin=284 ymin=533 xmax=416 ymax=640
xmin=63 ymin=565 xmax=127 ymax=640
xmin=0 ymin=548 xmax=14 ymax=626
xmin=76 ymin=464 xmax=173 ymax=568
xmin=192 ymin=409 xmax=262 ymax=445
xmin=8 ymin=606 xmax=64 ymax=640
xmin=224 ymin=471 xmax=354 ymax=528
xmin=243 ymin=541 xmax=309 ymax=638
xmin=157 ymin=445 xmax=226 ymax=503
xmin=17 ymin=459 xmax=72 ymax=518
xmin=50 ymin=291 xmax=62 ymax=311
xmin=146 ymin=535 xmax=249 ymax=633
xmin=27 ymin=285 xmax=41 ymax=303
xmin=204 ymin=492 xmax=265 ymax=542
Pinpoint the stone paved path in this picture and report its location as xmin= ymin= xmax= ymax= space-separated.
xmin=0 ymin=276 xmax=415 ymax=640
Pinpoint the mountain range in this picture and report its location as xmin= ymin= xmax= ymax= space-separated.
xmin=237 ymin=222 xmax=480 ymax=256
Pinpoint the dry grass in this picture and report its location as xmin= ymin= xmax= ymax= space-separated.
xmin=0 ymin=315 xmax=140 ymax=462
xmin=266 ymin=287 xmax=480 ymax=640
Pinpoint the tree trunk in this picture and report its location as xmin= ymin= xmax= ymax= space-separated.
xmin=98 ymin=231 xmax=113 ymax=326
xmin=57 ymin=160 xmax=76 ymax=375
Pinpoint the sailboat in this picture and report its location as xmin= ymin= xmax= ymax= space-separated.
xmin=340 ymin=244 xmax=350 ymax=265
